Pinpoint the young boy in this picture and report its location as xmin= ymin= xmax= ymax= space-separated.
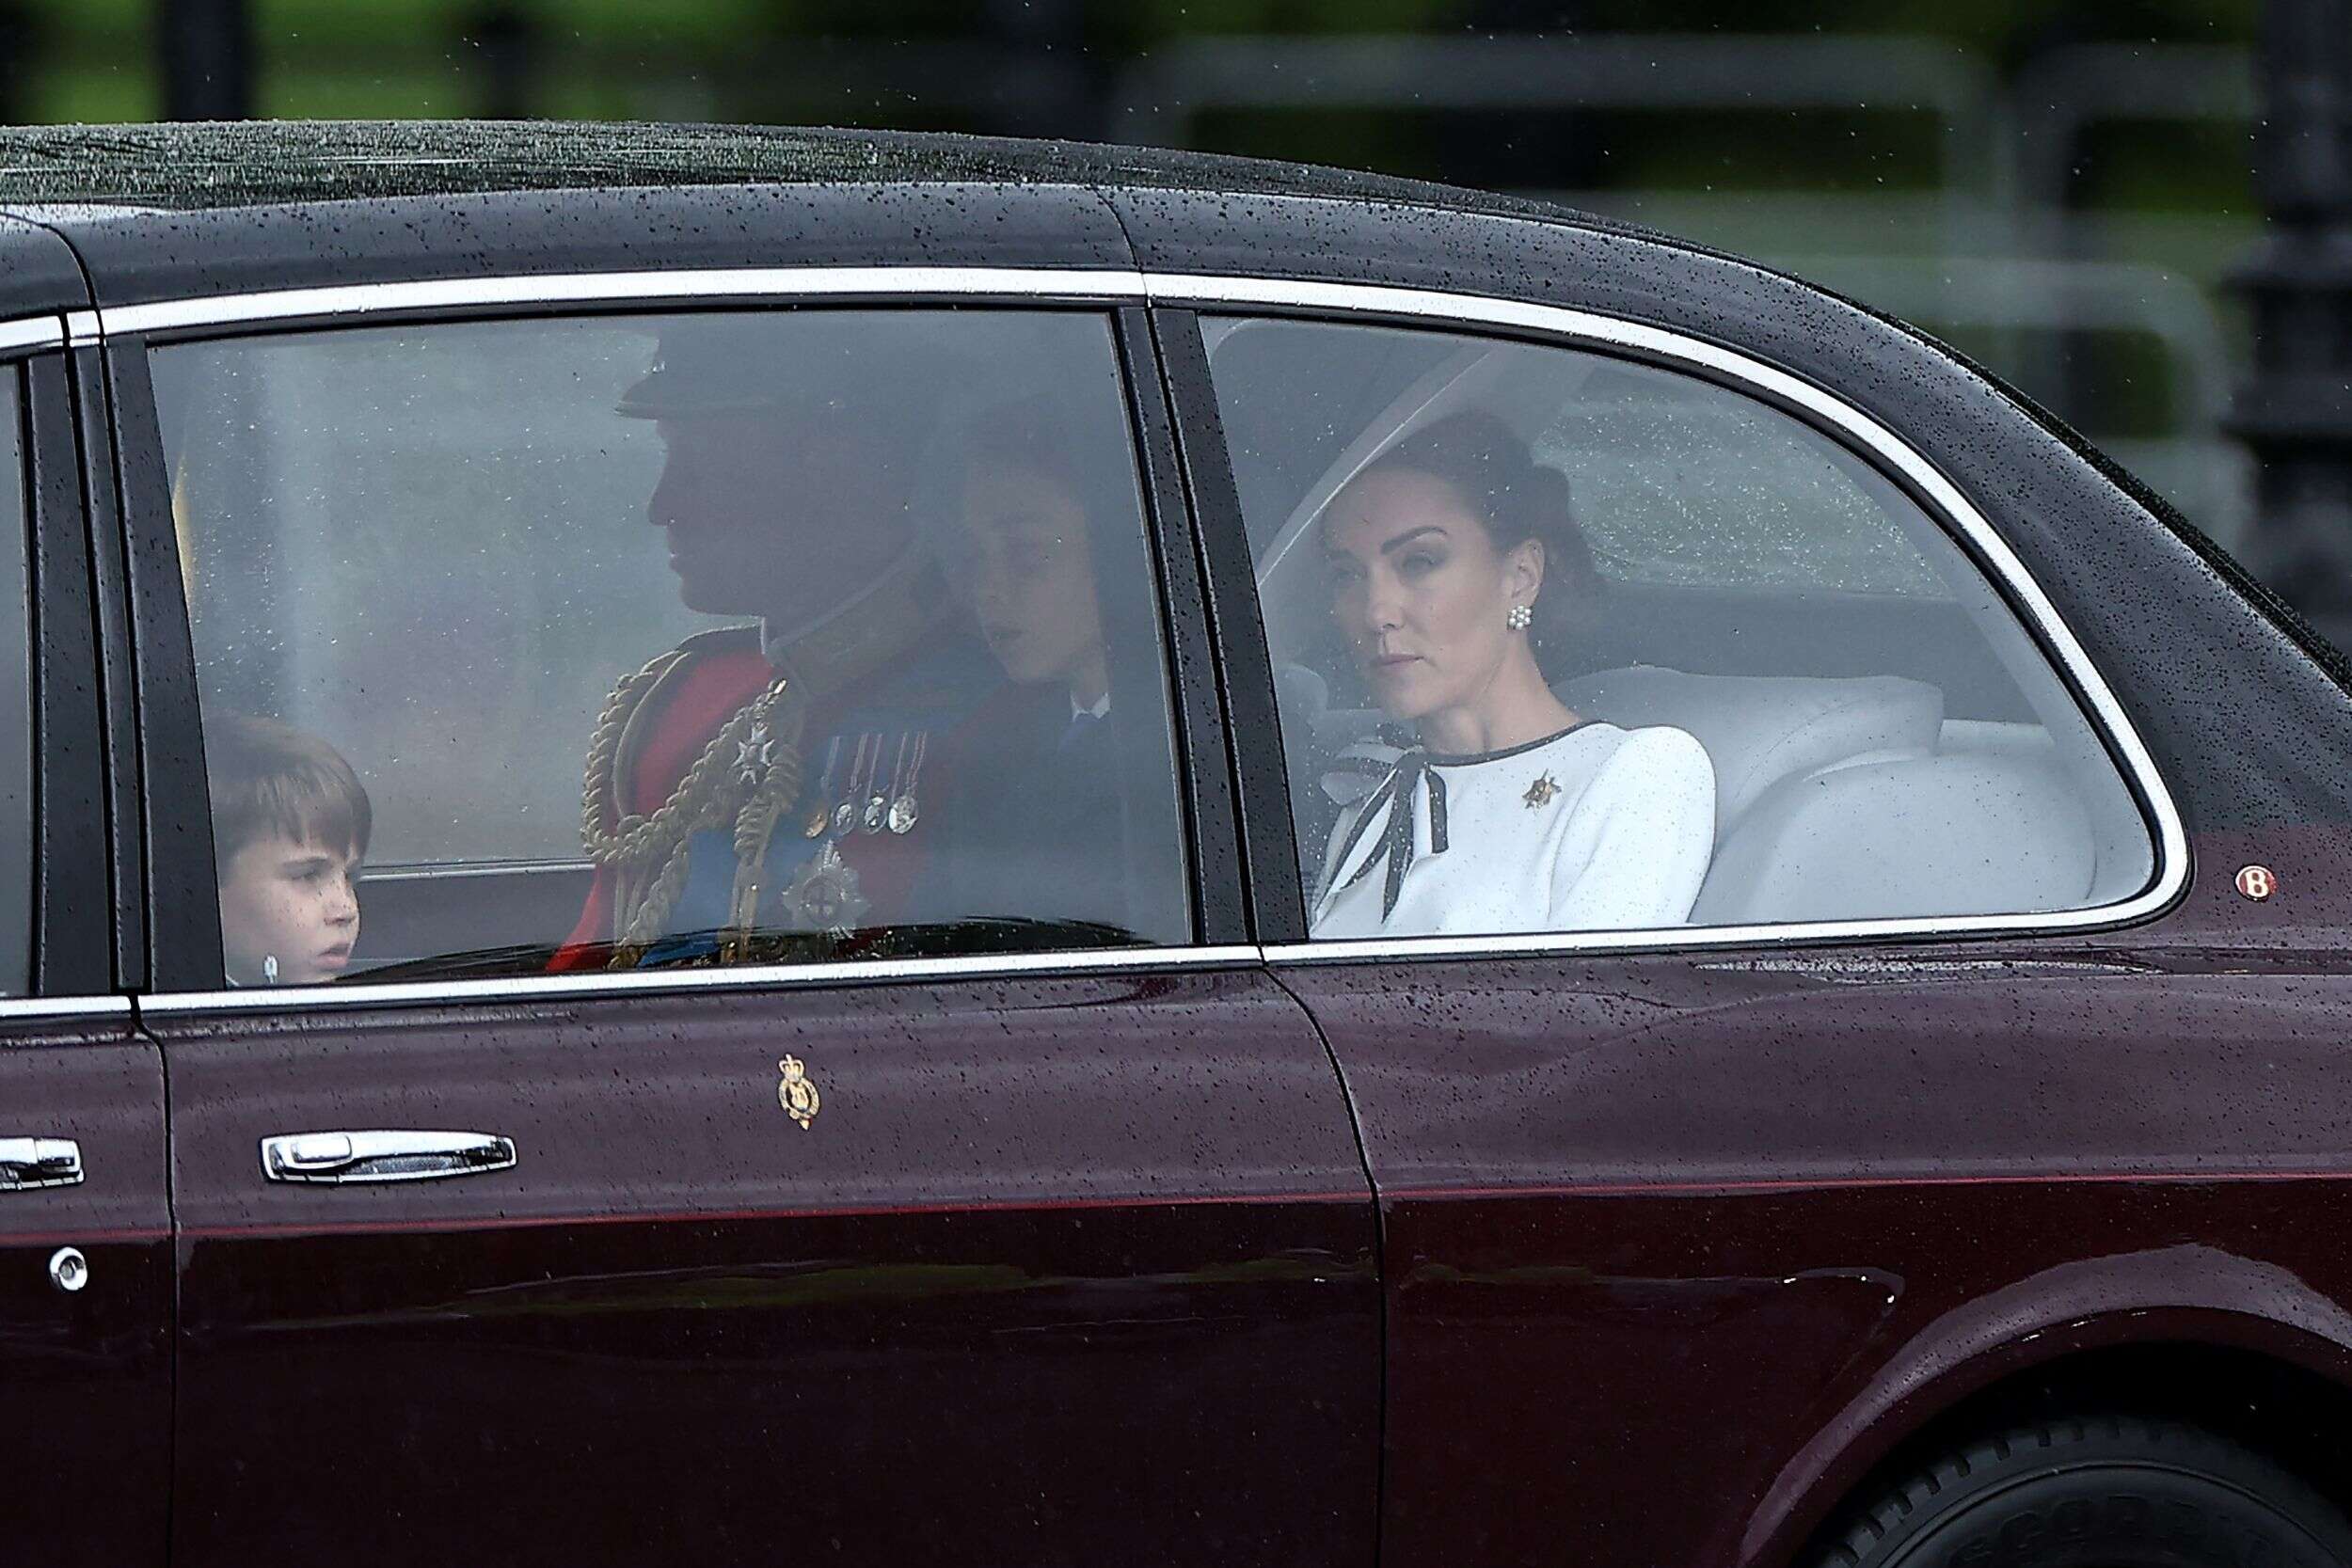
xmin=207 ymin=713 xmax=372 ymax=986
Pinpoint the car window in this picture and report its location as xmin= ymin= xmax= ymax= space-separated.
xmin=152 ymin=309 xmax=1189 ymax=985
xmin=1200 ymin=317 xmax=1946 ymax=597
xmin=1537 ymin=365 xmax=1946 ymax=594
xmin=0 ymin=372 xmax=29 ymax=993
xmin=1200 ymin=314 xmax=2156 ymax=940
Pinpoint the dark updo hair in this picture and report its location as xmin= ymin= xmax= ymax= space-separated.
xmin=1358 ymin=409 xmax=1602 ymax=682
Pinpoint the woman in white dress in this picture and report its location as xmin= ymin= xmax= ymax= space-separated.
xmin=1311 ymin=411 xmax=1716 ymax=938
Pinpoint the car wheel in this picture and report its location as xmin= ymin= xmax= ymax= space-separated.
xmin=1814 ymin=1413 xmax=2352 ymax=1567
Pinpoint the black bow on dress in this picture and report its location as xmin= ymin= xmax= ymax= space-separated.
xmin=1322 ymin=749 xmax=1449 ymax=921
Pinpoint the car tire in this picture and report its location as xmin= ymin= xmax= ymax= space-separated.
xmin=1814 ymin=1413 xmax=2352 ymax=1567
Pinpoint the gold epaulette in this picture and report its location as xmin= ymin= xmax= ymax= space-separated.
xmin=579 ymin=626 xmax=801 ymax=954
xmin=582 ymin=626 xmax=761 ymax=829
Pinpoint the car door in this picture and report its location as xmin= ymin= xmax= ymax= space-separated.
xmin=0 ymin=271 xmax=174 ymax=1568
xmin=114 ymin=286 xmax=1379 ymax=1568
xmin=1168 ymin=292 xmax=2215 ymax=1568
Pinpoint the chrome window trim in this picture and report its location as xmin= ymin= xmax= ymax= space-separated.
xmin=0 ymin=995 xmax=132 ymax=1020
xmin=137 ymin=944 xmax=1263 ymax=1017
xmin=0 ymin=316 xmax=66 ymax=356
xmin=97 ymin=262 xmax=2181 ymax=1010
xmin=1146 ymin=272 xmax=2187 ymax=962
xmin=98 ymin=267 xmax=1151 ymax=338
xmin=359 ymin=858 xmax=591 ymax=883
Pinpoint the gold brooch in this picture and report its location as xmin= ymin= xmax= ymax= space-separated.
xmin=1522 ymin=773 xmax=1559 ymax=809
xmin=777 ymin=1055 xmax=821 ymax=1130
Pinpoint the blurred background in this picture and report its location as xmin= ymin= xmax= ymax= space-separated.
xmin=18 ymin=0 xmax=2352 ymax=642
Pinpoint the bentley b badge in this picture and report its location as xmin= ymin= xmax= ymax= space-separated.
xmin=777 ymin=1055 xmax=822 ymax=1130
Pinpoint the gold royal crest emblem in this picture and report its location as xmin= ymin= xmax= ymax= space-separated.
xmin=777 ymin=1054 xmax=822 ymax=1131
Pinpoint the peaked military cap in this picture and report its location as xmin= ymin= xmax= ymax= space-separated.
xmin=617 ymin=311 xmax=958 ymax=420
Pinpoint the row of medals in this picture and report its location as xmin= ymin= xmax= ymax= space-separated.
xmin=802 ymin=732 xmax=924 ymax=841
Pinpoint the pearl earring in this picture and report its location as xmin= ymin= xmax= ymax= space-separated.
xmin=1506 ymin=603 xmax=1533 ymax=631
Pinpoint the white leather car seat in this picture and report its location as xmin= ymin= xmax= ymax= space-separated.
xmin=1561 ymin=665 xmax=2096 ymax=924
xmin=1692 ymin=751 xmax=2093 ymax=924
xmin=1559 ymin=666 xmax=1946 ymax=838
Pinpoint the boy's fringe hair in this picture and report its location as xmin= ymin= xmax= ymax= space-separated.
xmin=206 ymin=713 xmax=373 ymax=863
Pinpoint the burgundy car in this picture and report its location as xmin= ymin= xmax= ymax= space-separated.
xmin=2 ymin=120 xmax=2348 ymax=1568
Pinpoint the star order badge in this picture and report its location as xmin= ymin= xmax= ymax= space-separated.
xmin=782 ymin=840 xmax=869 ymax=938
xmin=1523 ymin=773 xmax=1560 ymax=809
xmin=733 ymin=721 xmax=777 ymax=787
xmin=777 ymin=1055 xmax=821 ymax=1130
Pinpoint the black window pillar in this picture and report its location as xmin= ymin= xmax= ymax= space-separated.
xmin=159 ymin=0 xmax=253 ymax=120
xmin=2229 ymin=0 xmax=2352 ymax=649
xmin=460 ymin=2 xmax=538 ymax=119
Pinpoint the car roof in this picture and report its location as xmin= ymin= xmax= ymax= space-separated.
xmin=0 ymin=119 xmax=1643 ymax=230
xmin=0 ymin=119 xmax=1707 ymax=325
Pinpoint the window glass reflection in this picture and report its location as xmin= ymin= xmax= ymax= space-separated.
xmin=1204 ymin=314 xmax=2155 ymax=941
xmin=157 ymin=309 xmax=1188 ymax=984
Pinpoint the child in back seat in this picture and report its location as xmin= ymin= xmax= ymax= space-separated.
xmin=207 ymin=714 xmax=372 ymax=986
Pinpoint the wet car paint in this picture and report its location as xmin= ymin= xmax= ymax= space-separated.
xmin=1284 ymin=885 xmax=2352 ymax=1563
xmin=153 ymin=967 xmax=1379 ymax=1568
xmin=0 ymin=1020 xmax=172 ymax=1568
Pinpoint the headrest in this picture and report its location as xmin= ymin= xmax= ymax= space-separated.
xmin=1692 ymin=752 xmax=2094 ymax=925
xmin=1559 ymin=666 xmax=1945 ymax=832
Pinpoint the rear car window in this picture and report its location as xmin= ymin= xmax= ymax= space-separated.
xmin=1202 ymin=313 xmax=2156 ymax=942
xmin=1537 ymin=364 xmax=1947 ymax=594
xmin=152 ymin=309 xmax=1191 ymax=985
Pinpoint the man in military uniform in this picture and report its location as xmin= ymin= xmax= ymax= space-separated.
xmin=551 ymin=314 xmax=992 ymax=971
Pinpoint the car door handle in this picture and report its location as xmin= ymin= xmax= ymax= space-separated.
xmin=0 ymin=1137 xmax=83 ymax=1191
xmin=261 ymin=1130 xmax=516 ymax=1185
